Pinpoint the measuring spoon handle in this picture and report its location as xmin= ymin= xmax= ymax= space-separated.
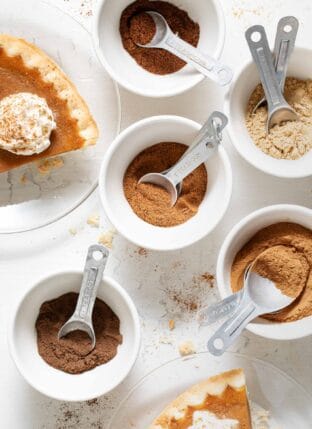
xmin=72 ymin=245 xmax=109 ymax=324
xmin=198 ymin=290 xmax=243 ymax=326
xmin=207 ymin=293 xmax=259 ymax=356
xmin=245 ymin=25 xmax=289 ymax=113
xmin=162 ymin=32 xmax=233 ymax=86
xmin=166 ymin=112 xmax=227 ymax=186
xmin=274 ymin=16 xmax=298 ymax=90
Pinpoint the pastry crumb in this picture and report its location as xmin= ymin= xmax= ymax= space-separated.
xmin=178 ymin=340 xmax=196 ymax=357
xmin=87 ymin=213 xmax=100 ymax=228
xmin=37 ymin=157 xmax=64 ymax=174
xmin=69 ymin=228 xmax=77 ymax=236
xmin=168 ymin=319 xmax=175 ymax=331
xmin=98 ymin=229 xmax=116 ymax=249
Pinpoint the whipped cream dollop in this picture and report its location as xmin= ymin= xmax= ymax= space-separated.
xmin=189 ymin=411 xmax=239 ymax=429
xmin=0 ymin=92 xmax=56 ymax=155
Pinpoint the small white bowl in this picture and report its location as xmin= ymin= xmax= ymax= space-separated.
xmin=224 ymin=47 xmax=312 ymax=178
xmin=99 ymin=115 xmax=232 ymax=251
xmin=216 ymin=204 xmax=312 ymax=341
xmin=8 ymin=272 xmax=141 ymax=402
xmin=92 ymin=0 xmax=225 ymax=97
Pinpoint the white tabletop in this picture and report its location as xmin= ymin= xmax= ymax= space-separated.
xmin=1 ymin=0 xmax=311 ymax=428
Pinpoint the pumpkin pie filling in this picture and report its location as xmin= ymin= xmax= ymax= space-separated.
xmin=150 ymin=369 xmax=252 ymax=429
xmin=0 ymin=35 xmax=98 ymax=173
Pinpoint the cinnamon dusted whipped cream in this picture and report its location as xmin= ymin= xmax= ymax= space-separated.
xmin=189 ymin=411 xmax=238 ymax=429
xmin=0 ymin=92 xmax=56 ymax=155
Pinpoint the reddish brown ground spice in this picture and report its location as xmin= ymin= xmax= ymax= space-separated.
xmin=120 ymin=0 xmax=200 ymax=75
xmin=123 ymin=142 xmax=207 ymax=227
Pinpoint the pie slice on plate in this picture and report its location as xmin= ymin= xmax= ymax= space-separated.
xmin=149 ymin=369 xmax=252 ymax=428
xmin=0 ymin=34 xmax=98 ymax=173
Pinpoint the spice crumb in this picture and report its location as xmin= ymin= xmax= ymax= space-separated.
xmin=20 ymin=173 xmax=28 ymax=184
xmin=137 ymin=247 xmax=148 ymax=256
xmin=179 ymin=340 xmax=196 ymax=356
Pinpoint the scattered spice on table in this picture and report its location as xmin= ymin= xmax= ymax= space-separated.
xmin=120 ymin=0 xmax=200 ymax=75
xmin=123 ymin=142 xmax=207 ymax=227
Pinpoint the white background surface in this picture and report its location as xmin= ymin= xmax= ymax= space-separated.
xmin=0 ymin=0 xmax=311 ymax=428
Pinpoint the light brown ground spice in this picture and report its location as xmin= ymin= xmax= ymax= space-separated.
xmin=231 ymin=222 xmax=312 ymax=322
xmin=123 ymin=142 xmax=207 ymax=227
xmin=120 ymin=0 xmax=200 ymax=75
xmin=252 ymin=245 xmax=308 ymax=298
xmin=246 ymin=77 xmax=312 ymax=160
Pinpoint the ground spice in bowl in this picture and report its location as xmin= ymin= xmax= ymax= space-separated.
xmin=120 ymin=0 xmax=200 ymax=75
xmin=231 ymin=222 xmax=312 ymax=322
xmin=246 ymin=77 xmax=312 ymax=160
xmin=123 ymin=142 xmax=207 ymax=227
xmin=252 ymin=245 xmax=308 ymax=299
xmin=35 ymin=292 xmax=122 ymax=374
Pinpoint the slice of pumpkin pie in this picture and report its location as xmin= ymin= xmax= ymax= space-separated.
xmin=0 ymin=34 xmax=98 ymax=173
xmin=149 ymin=369 xmax=252 ymax=429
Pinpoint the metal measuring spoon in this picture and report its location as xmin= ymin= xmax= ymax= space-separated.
xmin=207 ymin=261 xmax=301 ymax=356
xmin=136 ymin=11 xmax=233 ymax=86
xmin=58 ymin=245 xmax=109 ymax=352
xmin=139 ymin=111 xmax=228 ymax=206
xmin=246 ymin=25 xmax=298 ymax=133
xmin=253 ymin=16 xmax=299 ymax=112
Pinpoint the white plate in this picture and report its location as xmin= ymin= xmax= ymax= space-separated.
xmin=0 ymin=0 xmax=120 ymax=233
xmin=109 ymin=352 xmax=312 ymax=428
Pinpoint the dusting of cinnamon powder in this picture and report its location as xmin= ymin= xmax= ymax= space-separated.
xmin=123 ymin=142 xmax=207 ymax=227
xmin=246 ymin=77 xmax=312 ymax=160
xmin=231 ymin=222 xmax=312 ymax=322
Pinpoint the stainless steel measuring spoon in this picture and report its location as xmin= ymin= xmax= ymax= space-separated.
xmin=139 ymin=111 xmax=228 ymax=206
xmin=253 ymin=16 xmax=299 ymax=112
xmin=207 ymin=262 xmax=300 ymax=356
xmin=58 ymin=244 xmax=109 ymax=352
xmin=136 ymin=11 xmax=233 ymax=86
xmin=197 ymin=290 xmax=243 ymax=326
xmin=246 ymin=25 xmax=298 ymax=133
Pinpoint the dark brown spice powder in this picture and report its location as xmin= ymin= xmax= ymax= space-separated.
xmin=36 ymin=292 xmax=122 ymax=374
xmin=123 ymin=142 xmax=207 ymax=227
xmin=120 ymin=0 xmax=200 ymax=75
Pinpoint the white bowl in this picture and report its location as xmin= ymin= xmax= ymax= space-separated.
xmin=99 ymin=115 xmax=232 ymax=251
xmin=8 ymin=272 xmax=141 ymax=401
xmin=224 ymin=47 xmax=312 ymax=178
xmin=92 ymin=0 xmax=225 ymax=97
xmin=216 ymin=204 xmax=312 ymax=340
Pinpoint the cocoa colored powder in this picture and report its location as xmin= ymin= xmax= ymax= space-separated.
xmin=231 ymin=222 xmax=312 ymax=322
xmin=120 ymin=0 xmax=200 ymax=75
xmin=123 ymin=142 xmax=207 ymax=227
xmin=35 ymin=292 xmax=122 ymax=374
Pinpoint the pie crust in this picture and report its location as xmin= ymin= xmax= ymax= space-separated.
xmin=0 ymin=34 xmax=98 ymax=172
xmin=149 ymin=369 xmax=252 ymax=428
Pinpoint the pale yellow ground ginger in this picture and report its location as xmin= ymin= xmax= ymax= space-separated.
xmin=246 ymin=77 xmax=312 ymax=160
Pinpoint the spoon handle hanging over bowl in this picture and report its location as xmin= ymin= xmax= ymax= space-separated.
xmin=245 ymin=25 xmax=298 ymax=132
xmin=58 ymin=245 xmax=109 ymax=349
xmin=165 ymin=112 xmax=228 ymax=187
xmin=163 ymin=32 xmax=233 ymax=85
xmin=197 ymin=290 xmax=244 ymax=326
xmin=274 ymin=16 xmax=299 ymax=90
xmin=207 ymin=292 xmax=259 ymax=356
xmin=253 ymin=16 xmax=299 ymax=111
